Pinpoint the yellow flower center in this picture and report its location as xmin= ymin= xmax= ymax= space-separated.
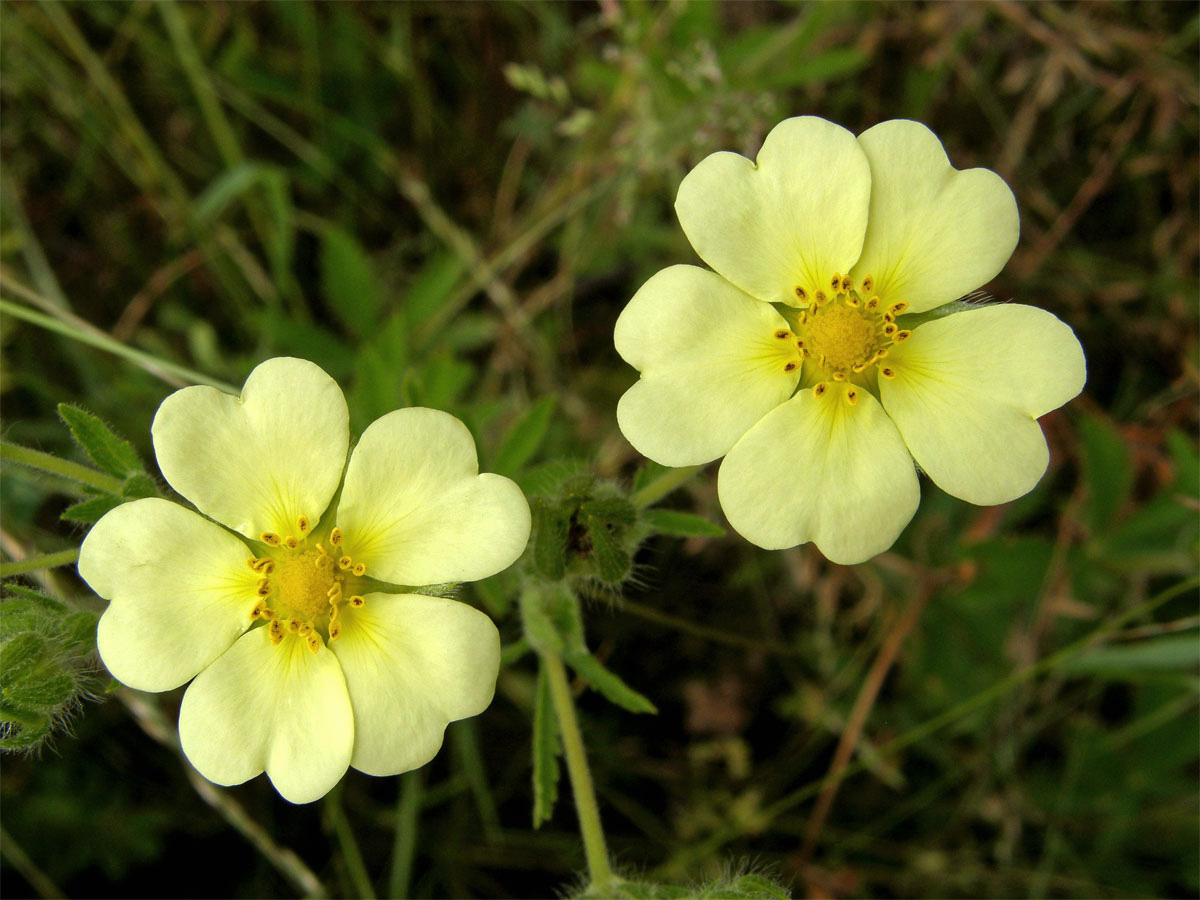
xmin=246 ymin=523 xmax=368 ymax=653
xmin=790 ymin=273 xmax=912 ymax=405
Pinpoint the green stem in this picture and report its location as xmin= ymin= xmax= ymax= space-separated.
xmin=325 ymin=786 xmax=375 ymax=899
xmin=0 ymin=295 xmax=236 ymax=392
xmin=1 ymin=441 xmax=124 ymax=494
xmin=631 ymin=465 xmax=703 ymax=509
xmin=1 ymin=549 xmax=80 ymax=579
xmin=388 ymin=770 xmax=423 ymax=900
xmin=543 ymin=651 xmax=617 ymax=893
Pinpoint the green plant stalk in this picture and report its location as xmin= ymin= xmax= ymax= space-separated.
xmin=1 ymin=441 xmax=124 ymax=494
xmin=325 ymin=787 xmax=376 ymax=900
xmin=0 ymin=549 xmax=80 ymax=579
xmin=389 ymin=770 xmax=423 ymax=900
xmin=631 ymin=465 xmax=703 ymax=509
xmin=543 ymin=651 xmax=617 ymax=893
xmin=0 ymin=296 xmax=237 ymax=392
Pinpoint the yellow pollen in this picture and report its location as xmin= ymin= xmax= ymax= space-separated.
xmin=805 ymin=305 xmax=878 ymax=372
xmin=272 ymin=550 xmax=341 ymax=622
xmin=796 ymin=274 xmax=911 ymax=382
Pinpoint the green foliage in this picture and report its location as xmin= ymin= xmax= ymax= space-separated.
xmin=56 ymin=404 xmax=142 ymax=480
xmin=532 ymin=660 xmax=562 ymax=828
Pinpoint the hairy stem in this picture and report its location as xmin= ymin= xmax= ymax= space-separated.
xmin=1 ymin=441 xmax=124 ymax=495
xmin=0 ymin=549 xmax=80 ymax=579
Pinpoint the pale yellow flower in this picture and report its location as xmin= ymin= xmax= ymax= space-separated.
xmin=616 ymin=117 xmax=1085 ymax=564
xmin=79 ymin=358 xmax=531 ymax=803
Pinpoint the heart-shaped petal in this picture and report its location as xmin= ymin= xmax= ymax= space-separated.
xmin=152 ymin=357 xmax=350 ymax=542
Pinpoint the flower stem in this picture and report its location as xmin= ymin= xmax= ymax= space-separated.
xmin=0 ymin=441 xmax=124 ymax=495
xmin=326 ymin=786 xmax=376 ymax=900
xmin=0 ymin=549 xmax=80 ymax=579
xmin=543 ymin=651 xmax=617 ymax=893
xmin=631 ymin=464 xmax=703 ymax=509
xmin=388 ymin=770 xmax=423 ymax=900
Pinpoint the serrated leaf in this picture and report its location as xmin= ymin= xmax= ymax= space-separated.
xmin=641 ymin=508 xmax=725 ymax=538
xmin=492 ymin=396 xmax=557 ymax=477
xmin=320 ymin=225 xmax=380 ymax=336
xmin=57 ymin=404 xmax=142 ymax=479
xmin=565 ymin=650 xmax=657 ymax=714
xmin=585 ymin=513 xmax=631 ymax=584
xmin=61 ymin=494 xmax=122 ymax=524
xmin=0 ymin=633 xmax=76 ymax=711
xmin=532 ymin=660 xmax=561 ymax=828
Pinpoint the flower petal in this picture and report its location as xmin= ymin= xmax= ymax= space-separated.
xmin=152 ymin=357 xmax=349 ymax=542
xmin=880 ymin=303 xmax=1086 ymax=505
xmin=614 ymin=265 xmax=801 ymax=466
xmin=330 ymin=593 xmax=500 ymax=776
xmin=178 ymin=627 xmax=353 ymax=804
xmin=850 ymin=119 xmax=1019 ymax=314
xmin=675 ymin=116 xmax=871 ymax=305
xmin=718 ymin=387 xmax=919 ymax=564
xmin=334 ymin=408 xmax=530 ymax=586
xmin=79 ymin=498 xmax=259 ymax=692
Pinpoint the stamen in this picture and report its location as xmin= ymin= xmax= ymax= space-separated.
xmin=348 ymin=595 xmax=366 ymax=608
xmin=880 ymin=366 xmax=897 ymax=379
xmin=304 ymin=632 xmax=321 ymax=654
xmin=888 ymin=301 xmax=908 ymax=316
xmin=894 ymin=330 xmax=911 ymax=342
xmin=774 ymin=330 xmax=791 ymax=340
xmin=284 ymin=536 xmax=299 ymax=550
xmin=813 ymin=290 xmax=827 ymax=306
xmin=813 ymin=383 xmax=828 ymax=398
xmin=327 ymin=584 xmax=343 ymax=599
xmin=329 ymin=603 xmax=339 ymax=621
xmin=861 ymin=275 xmax=874 ymax=294
xmin=268 ymin=620 xmax=285 ymax=645
xmin=784 ymin=362 xmax=797 ymax=373
xmin=338 ymin=556 xmax=353 ymax=570
xmin=883 ymin=323 xmax=898 ymax=336
xmin=845 ymin=387 xmax=859 ymax=406
xmin=297 ymin=515 xmax=310 ymax=534
xmin=831 ymin=371 xmax=847 ymax=382
xmin=260 ymin=532 xmax=282 ymax=547
xmin=256 ymin=578 xmax=272 ymax=598
xmin=829 ymin=273 xmax=841 ymax=291
xmin=329 ymin=527 xmax=343 ymax=546
xmin=286 ymin=619 xmax=301 ymax=633
xmin=328 ymin=620 xmax=342 ymax=642
xmin=352 ymin=562 xmax=367 ymax=577
xmin=866 ymin=297 xmax=880 ymax=312
xmin=250 ymin=600 xmax=271 ymax=620
xmin=840 ymin=275 xmax=853 ymax=292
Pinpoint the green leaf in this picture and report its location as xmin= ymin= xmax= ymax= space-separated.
xmin=641 ymin=508 xmax=725 ymax=538
xmin=121 ymin=472 xmax=158 ymax=499
xmin=565 ymin=650 xmax=657 ymax=714
xmin=1078 ymin=413 xmax=1132 ymax=532
xmin=192 ymin=162 xmax=271 ymax=229
xmin=492 ymin=396 xmax=557 ymax=477
xmin=531 ymin=660 xmax=561 ymax=828
xmin=582 ymin=495 xmax=637 ymax=528
xmin=57 ymin=404 xmax=142 ymax=479
xmin=1059 ymin=633 xmax=1200 ymax=676
xmin=61 ymin=494 xmax=122 ymax=524
xmin=585 ymin=512 xmax=631 ymax=584
xmin=320 ymin=225 xmax=381 ymax=336
xmin=0 ymin=633 xmax=76 ymax=711
xmin=532 ymin=499 xmax=568 ymax=581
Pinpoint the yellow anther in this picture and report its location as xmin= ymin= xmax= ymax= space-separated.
xmin=287 ymin=619 xmax=301 ymax=633
xmin=840 ymin=275 xmax=853 ymax=292
xmin=774 ymin=330 xmax=791 ymax=340
xmin=831 ymin=371 xmax=847 ymax=382
xmin=794 ymin=286 xmax=808 ymax=302
xmin=798 ymin=310 xmax=808 ymax=325
xmin=352 ymin=562 xmax=367 ymax=577
xmin=861 ymin=275 xmax=874 ymax=294
xmin=876 ymin=348 xmax=889 ymax=359
xmin=256 ymin=578 xmax=272 ymax=598
xmin=888 ymin=301 xmax=908 ymax=316
xmin=894 ymin=330 xmax=911 ymax=342
xmin=830 ymin=273 xmax=841 ymax=291
xmin=813 ymin=382 xmax=828 ymax=398
xmin=246 ymin=557 xmax=259 ymax=571
xmin=813 ymin=290 xmax=827 ymax=306
xmin=883 ymin=323 xmax=898 ymax=336
xmin=329 ymin=603 xmax=339 ymax=621
xmin=348 ymin=595 xmax=366 ymax=608
xmin=866 ymin=297 xmax=880 ymax=311
xmin=250 ymin=601 xmax=269 ymax=620
xmin=883 ymin=312 xmax=895 ymax=324
xmin=845 ymin=387 xmax=859 ymax=406
xmin=284 ymin=536 xmax=299 ymax=550
xmin=327 ymin=584 xmax=343 ymax=599
xmin=880 ymin=366 xmax=897 ymax=379
xmin=268 ymin=620 xmax=285 ymax=645
xmin=260 ymin=532 xmax=282 ymax=547
xmin=297 ymin=515 xmax=310 ymax=534
xmin=845 ymin=294 xmax=860 ymax=308
xmin=784 ymin=361 xmax=797 ymax=373
xmin=328 ymin=620 xmax=342 ymax=642
xmin=329 ymin=527 xmax=343 ymax=546
xmin=256 ymin=559 xmax=275 ymax=575
xmin=297 ymin=622 xmax=313 ymax=636
xmin=304 ymin=632 xmax=321 ymax=654
xmin=338 ymin=556 xmax=352 ymax=570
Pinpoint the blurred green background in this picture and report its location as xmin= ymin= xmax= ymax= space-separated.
xmin=1 ymin=1 xmax=1197 ymax=897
